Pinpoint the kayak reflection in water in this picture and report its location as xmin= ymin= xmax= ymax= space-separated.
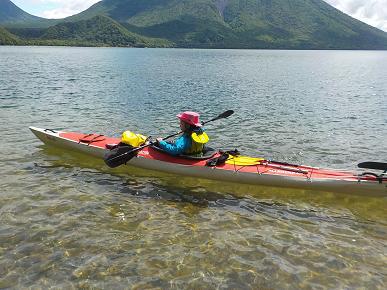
xmin=156 ymin=111 xmax=209 ymax=156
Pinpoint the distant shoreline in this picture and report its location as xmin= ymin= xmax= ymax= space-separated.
xmin=1 ymin=44 xmax=387 ymax=51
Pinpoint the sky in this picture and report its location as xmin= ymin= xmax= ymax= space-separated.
xmin=10 ymin=0 xmax=387 ymax=32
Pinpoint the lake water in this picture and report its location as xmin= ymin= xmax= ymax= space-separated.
xmin=0 ymin=46 xmax=386 ymax=289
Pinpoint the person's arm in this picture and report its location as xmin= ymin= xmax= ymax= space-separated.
xmin=158 ymin=135 xmax=190 ymax=156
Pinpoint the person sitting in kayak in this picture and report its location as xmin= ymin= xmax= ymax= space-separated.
xmin=156 ymin=111 xmax=209 ymax=156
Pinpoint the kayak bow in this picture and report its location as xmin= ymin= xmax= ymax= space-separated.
xmin=29 ymin=127 xmax=387 ymax=196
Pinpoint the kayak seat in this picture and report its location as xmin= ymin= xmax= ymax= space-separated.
xmin=150 ymin=145 xmax=217 ymax=160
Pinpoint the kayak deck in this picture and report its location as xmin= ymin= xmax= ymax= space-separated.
xmin=59 ymin=131 xmax=349 ymax=178
xmin=30 ymin=127 xmax=387 ymax=196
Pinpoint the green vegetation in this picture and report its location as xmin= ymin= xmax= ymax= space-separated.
xmin=39 ymin=16 xmax=172 ymax=47
xmin=0 ymin=26 xmax=21 ymax=45
xmin=1 ymin=0 xmax=387 ymax=49
xmin=2 ymin=15 xmax=172 ymax=47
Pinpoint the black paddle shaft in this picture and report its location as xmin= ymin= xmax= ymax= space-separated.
xmin=104 ymin=110 xmax=234 ymax=168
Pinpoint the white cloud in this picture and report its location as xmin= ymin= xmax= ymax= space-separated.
xmin=33 ymin=0 xmax=101 ymax=19
xmin=324 ymin=0 xmax=387 ymax=32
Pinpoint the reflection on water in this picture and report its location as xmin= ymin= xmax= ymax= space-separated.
xmin=1 ymin=47 xmax=386 ymax=288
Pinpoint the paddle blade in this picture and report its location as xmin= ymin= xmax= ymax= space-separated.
xmin=218 ymin=110 xmax=234 ymax=119
xmin=104 ymin=145 xmax=137 ymax=168
xmin=358 ymin=162 xmax=387 ymax=171
xmin=203 ymin=110 xmax=234 ymax=125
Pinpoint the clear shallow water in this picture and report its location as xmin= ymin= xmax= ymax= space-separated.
xmin=0 ymin=46 xmax=386 ymax=288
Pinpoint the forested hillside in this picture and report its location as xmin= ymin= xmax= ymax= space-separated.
xmin=2 ymin=0 xmax=387 ymax=49
xmin=0 ymin=26 xmax=20 ymax=44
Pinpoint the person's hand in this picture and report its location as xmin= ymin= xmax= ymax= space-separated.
xmin=156 ymin=137 xmax=163 ymax=144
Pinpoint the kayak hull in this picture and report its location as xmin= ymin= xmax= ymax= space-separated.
xmin=30 ymin=127 xmax=387 ymax=197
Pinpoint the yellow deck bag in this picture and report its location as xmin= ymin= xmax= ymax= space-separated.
xmin=225 ymin=155 xmax=265 ymax=166
xmin=121 ymin=131 xmax=147 ymax=147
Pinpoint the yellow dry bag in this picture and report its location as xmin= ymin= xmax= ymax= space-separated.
xmin=121 ymin=131 xmax=147 ymax=147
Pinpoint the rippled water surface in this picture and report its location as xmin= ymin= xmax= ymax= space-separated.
xmin=1 ymin=46 xmax=386 ymax=289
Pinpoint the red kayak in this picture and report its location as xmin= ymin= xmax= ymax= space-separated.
xmin=30 ymin=127 xmax=387 ymax=196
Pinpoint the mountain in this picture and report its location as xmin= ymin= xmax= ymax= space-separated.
xmin=0 ymin=26 xmax=20 ymax=44
xmin=1 ymin=0 xmax=387 ymax=49
xmin=65 ymin=0 xmax=387 ymax=49
xmin=0 ymin=0 xmax=55 ymax=28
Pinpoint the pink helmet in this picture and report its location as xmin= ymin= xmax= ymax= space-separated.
xmin=177 ymin=111 xmax=202 ymax=127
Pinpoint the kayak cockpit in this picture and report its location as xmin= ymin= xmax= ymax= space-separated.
xmin=149 ymin=145 xmax=218 ymax=160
